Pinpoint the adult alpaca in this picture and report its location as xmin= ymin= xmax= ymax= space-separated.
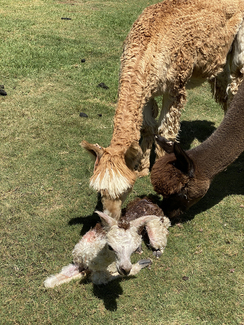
xmin=151 ymin=79 xmax=244 ymax=218
xmin=83 ymin=0 xmax=244 ymax=219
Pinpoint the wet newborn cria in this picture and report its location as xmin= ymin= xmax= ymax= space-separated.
xmin=44 ymin=197 xmax=170 ymax=288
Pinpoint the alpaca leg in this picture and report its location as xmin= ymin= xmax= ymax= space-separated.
xmin=44 ymin=264 xmax=86 ymax=288
xmin=156 ymin=91 xmax=185 ymax=158
xmin=137 ymin=98 xmax=158 ymax=177
xmin=129 ymin=259 xmax=152 ymax=275
xmin=145 ymin=217 xmax=171 ymax=258
xmin=226 ymin=23 xmax=244 ymax=110
xmin=210 ymin=21 xmax=244 ymax=112
xmin=225 ymin=16 xmax=244 ymax=111
xmin=210 ymin=62 xmax=244 ymax=113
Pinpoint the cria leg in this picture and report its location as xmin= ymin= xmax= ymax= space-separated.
xmin=138 ymin=98 xmax=158 ymax=177
xmin=129 ymin=259 xmax=152 ymax=275
xmin=44 ymin=264 xmax=86 ymax=288
xmin=146 ymin=217 xmax=171 ymax=258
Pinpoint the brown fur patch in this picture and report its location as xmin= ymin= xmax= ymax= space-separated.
xmin=118 ymin=219 xmax=131 ymax=230
xmin=122 ymin=197 xmax=163 ymax=222
xmin=151 ymin=155 xmax=189 ymax=196
xmin=93 ymin=222 xmax=106 ymax=236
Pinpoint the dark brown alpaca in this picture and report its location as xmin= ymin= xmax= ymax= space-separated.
xmin=151 ymin=80 xmax=244 ymax=218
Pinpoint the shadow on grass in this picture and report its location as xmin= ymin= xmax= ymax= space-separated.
xmin=171 ymin=120 xmax=244 ymax=222
xmin=179 ymin=119 xmax=216 ymax=149
xmin=184 ymin=152 xmax=244 ymax=218
xmin=92 ymin=277 xmax=135 ymax=311
xmin=149 ymin=119 xmax=216 ymax=170
xmin=77 ymin=275 xmax=138 ymax=311
xmin=68 ymin=193 xmax=103 ymax=235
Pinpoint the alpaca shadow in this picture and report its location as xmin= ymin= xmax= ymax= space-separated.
xmin=75 ymin=274 xmax=126 ymax=311
xmin=92 ymin=277 xmax=134 ymax=311
xmin=174 ymin=120 xmax=244 ymax=221
xmin=68 ymin=193 xmax=103 ymax=235
xmin=183 ymin=151 xmax=244 ymax=220
xmin=179 ymin=120 xmax=216 ymax=149
xmin=149 ymin=120 xmax=216 ymax=169
xmin=92 ymin=280 xmax=122 ymax=311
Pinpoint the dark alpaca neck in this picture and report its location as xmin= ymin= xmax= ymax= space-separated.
xmin=188 ymin=81 xmax=244 ymax=180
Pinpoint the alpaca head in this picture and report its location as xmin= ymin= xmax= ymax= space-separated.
xmin=82 ymin=140 xmax=142 ymax=219
xmin=151 ymin=136 xmax=210 ymax=218
xmin=96 ymin=211 xmax=157 ymax=276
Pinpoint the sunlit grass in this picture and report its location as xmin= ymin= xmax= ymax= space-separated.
xmin=0 ymin=1 xmax=243 ymax=324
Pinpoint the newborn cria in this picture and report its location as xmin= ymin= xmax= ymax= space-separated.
xmin=44 ymin=198 xmax=170 ymax=287
xmin=122 ymin=197 xmax=171 ymax=257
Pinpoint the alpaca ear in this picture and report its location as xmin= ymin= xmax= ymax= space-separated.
xmin=130 ymin=215 xmax=159 ymax=230
xmin=173 ymin=143 xmax=194 ymax=178
xmin=95 ymin=210 xmax=117 ymax=228
xmin=155 ymin=135 xmax=174 ymax=154
xmin=124 ymin=142 xmax=143 ymax=170
xmin=81 ymin=140 xmax=104 ymax=171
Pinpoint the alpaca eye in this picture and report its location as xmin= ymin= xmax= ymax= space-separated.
xmin=107 ymin=245 xmax=114 ymax=251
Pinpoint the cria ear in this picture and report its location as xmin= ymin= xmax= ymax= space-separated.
xmin=173 ymin=143 xmax=194 ymax=178
xmin=124 ymin=142 xmax=142 ymax=170
xmin=130 ymin=215 xmax=159 ymax=230
xmin=95 ymin=210 xmax=117 ymax=228
xmin=81 ymin=140 xmax=104 ymax=171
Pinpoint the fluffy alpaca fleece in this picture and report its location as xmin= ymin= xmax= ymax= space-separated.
xmin=82 ymin=0 xmax=244 ymax=219
xmin=44 ymin=198 xmax=170 ymax=287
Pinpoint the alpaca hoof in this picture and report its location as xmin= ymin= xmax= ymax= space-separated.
xmin=135 ymin=244 xmax=143 ymax=254
xmin=138 ymin=258 xmax=152 ymax=268
xmin=153 ymin=250 xmax=162 ymax=258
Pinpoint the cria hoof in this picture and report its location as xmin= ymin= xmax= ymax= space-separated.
xmin=153 ymin=250 xmax=162 ymax=258
xmin=135 ymin=244 xmax=143 ymax=254
xmin=138 ymin=259 xmax=152 ymax=267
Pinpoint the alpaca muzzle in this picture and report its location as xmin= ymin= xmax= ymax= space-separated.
xmin=118 ymin=266 xmax=132 ymax=276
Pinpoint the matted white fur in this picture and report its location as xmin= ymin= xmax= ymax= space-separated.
xmin=44 ymin=264 xmax=83 ymax=288
xmin=90 ymin=168 xmax=132 ymax=199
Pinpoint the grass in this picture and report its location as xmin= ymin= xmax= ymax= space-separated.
xmin=0 ymin=0 xmax=243 ymax=324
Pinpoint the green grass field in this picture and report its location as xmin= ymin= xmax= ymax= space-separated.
xmin=0 ymin=1 xmax=243 ymax=324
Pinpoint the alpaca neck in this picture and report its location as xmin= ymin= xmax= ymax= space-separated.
xmin=110 ymin=32 xmax=154 ymax=148
xmin=110 ymin=88 xmax=146 ymax=147
xmin=189 ymin=82 xmax=244 ymax=180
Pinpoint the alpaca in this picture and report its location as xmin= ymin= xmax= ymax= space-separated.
xmin=44 ymin=198 xmax=170 ymax=287
xmin=151 ymin=79 xmax=244 ymax=218
xmin=82 ymin=0 xmax=244 ymax=220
